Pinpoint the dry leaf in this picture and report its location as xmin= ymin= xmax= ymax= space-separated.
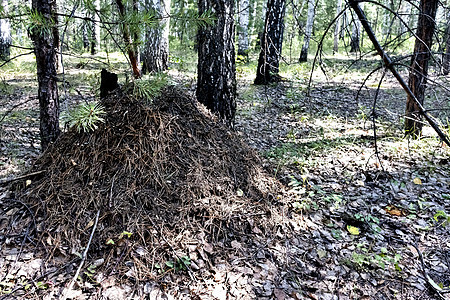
xmin=347 ymin=225 xmax=360 ymax=235
xmin=385 ymin=205 xmax=404 ymax=217
xmin=413 ymin=177 xmax=422 ymax=185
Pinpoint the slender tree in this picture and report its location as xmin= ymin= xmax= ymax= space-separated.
xmin=443 ymin=7 xmax=450 ymax=75
xmin=115 ymin=0 xmax=141 ymax=78
xmin=30 ymin=0 xmax=61 ymax=150
xmin=0 ymin=0 xmax=11 ymax=61
xmin=333 ymin=0 xmax=343 ymax=54
xmin=405 ymin=0 xmax=439 ymax=136
xmin=141 ymin=0 xmax=171 ymax=74
xmin=237 ymin=0 xmax=250 ymax=58
xmin=254 ymin=0 xmax=286 ymax=84
xmin=299 ymin=0 xmax=315 ymax=62
xmin=350 ymin=11 xmax=362 ymax=52
xmin=90 ymin=0 xmax=100 ymax=55
xmin=197 ymin=0 xmax=236 ymax=126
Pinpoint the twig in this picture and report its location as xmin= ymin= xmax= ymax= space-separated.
xmin=61 ymin=209 xmax=100 ymax=300
xmin=149 ymin=219 xmax=196 ymax=281
xmin=409 ymin=243 xmax=450 ymax=299
xmin=0 ymin=170 xmax=46 ymax=186
xmin=349 ymin=0 xmax=450 ymax=147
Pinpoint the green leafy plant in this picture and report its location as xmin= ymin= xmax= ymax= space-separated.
xmin=433 ymin=210 xmax=450 ymax=227
xmin=162 ymin=256 xmax=192 ymax=272
xmin=62 ymin=101 xmax=106 ymax=133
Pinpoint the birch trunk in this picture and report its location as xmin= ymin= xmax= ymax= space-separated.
xmin=254 ymin=0 xmax=286 ymax=84
xmin=0 ymin=0 xmax=11 ymax=60
xmin=237 ymin=0 xmax=250 ymax=57
xmin=142 ymin=0 xmax=171 ymax=74
xmin=197 ymin=0 xmax=236 ymax=126
xmin=333 ymin=0 xmax=342 ymax=54
xmin=299 ymin=0 xmax=315 ymax=62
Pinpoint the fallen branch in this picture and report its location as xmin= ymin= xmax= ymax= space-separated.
xmin=409 ymin=243 xmax=450 ymax=299
xmin=349 ymin=0 xmax=450 ymax=147
xmin=61 ymin=210 xmax=100 ymax=300
xmin=0 ymin=170 xmax=46 ymax=186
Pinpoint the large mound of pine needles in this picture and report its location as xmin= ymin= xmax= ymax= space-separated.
xmin=19 ymin=87 xmax=281 ymax=280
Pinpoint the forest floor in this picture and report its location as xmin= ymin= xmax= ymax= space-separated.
xmin=0 ymin=53 xmax=450 ymax=300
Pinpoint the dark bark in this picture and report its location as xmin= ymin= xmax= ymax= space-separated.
xmin=115 ymin=0 xmax=141 ymax=78
xmin=30 ymin=0 xmax=61 ymax=150
xmin=443 ymin=23 xmax=450 ymax=75
xmin=254 ymin=0 xmax=286 ymax=85
xmin=100 ymin=69 xmax=119 ymax=98
xmin=405 ymin=0 xmax=438 ymax=137
xmin=197 ymin=0 xmax=236 ymax=126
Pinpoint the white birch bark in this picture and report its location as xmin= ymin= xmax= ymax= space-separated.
xmin=299 ymin=0 xmax=315 ymax=62
xmin=0 ymin=0 xmax=11 ymax=60
xmin=237 ymin=0 xmax=250 ymax=57
xmin=333 ymin=0 xmax=342 ymax=54
xmin=142 ymin=0 xmax=171 ymax=73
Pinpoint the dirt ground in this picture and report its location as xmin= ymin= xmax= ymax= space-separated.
xmin=1 ymin=63 xmax=450 ymax=300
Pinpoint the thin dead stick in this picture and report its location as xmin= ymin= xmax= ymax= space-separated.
xmin=0 ymin=171 xmax=46 ymax=186
xmin=61 ymin=209 xmax=100 ymax=300
xmin=349 ymin=0 xmax=450 ymax=147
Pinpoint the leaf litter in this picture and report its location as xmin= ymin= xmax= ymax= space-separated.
xmin=0 ymin=71 xmax=449 ymax=299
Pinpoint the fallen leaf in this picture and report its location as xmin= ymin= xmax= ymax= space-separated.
xmin=385 ymin=205 xmax=404 ymax=217
xmin=413 ymin=177 xmax=422 ymax=185
xmin=347 ymin=225 xmax=360 ymax=235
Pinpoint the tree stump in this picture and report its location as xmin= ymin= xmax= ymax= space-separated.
xmin=100 ymin=69 xmax=118 ymax=98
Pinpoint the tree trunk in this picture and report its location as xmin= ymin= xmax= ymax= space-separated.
xmin=405 ymin=0 xmax=438 ymax=137
xmin=443 ymin=12 xmax=450 ymax=75
xmin=299 ymin=0 xmax=315 ymax=62
xmin=255 ymin=1 xmax=266 ymax=50
xmin=90 ymin=0 xmax=100 ymax=55
xmin=254 ymin=0 xmax=286 ymax=85
xmin=0 ymin=0 xmax=11 ymax=61
xmin=197 ymin=0 xmax=236 ymax=126
xmin=333 ymin=0 xmax=342 ymax=54
xmin=350 ymin=12 xmax=362 ymax=52
xmin=141 ymin=0 xmax=171 ymax=74
xmin=30 ymin=0 xmax=61 ymax=150
xmin=237 ymin=0 xmax=250 ymax=58
xmin=115 ymin=0 xmax=141 ymax=78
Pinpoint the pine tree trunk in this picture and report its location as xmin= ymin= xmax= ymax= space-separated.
xmin=115 ymin=0 xmax=141 ymax=78
xmin=237 ymin=0 xmax=250 ymax=58
xmin=405 ymin=0 xmax=438 ymax=137
xmin=299 ymin=0 xmax=315 ymax=62
xmin=90 ymin=0 xmax=100 ymax=55
xmin=141 ymin=0 xmax=171 ymax=74
xmin=333 ymin=0 xmax=342 ymax=54
xmin=0 ymin=0 xmax=11 ymax=61
xmin=254 ymin=0 xmax=286 ymax=85
xmin=30 ymin=0 xmax=61 ymax=150
xmin=197 ymin=0 xmax=236 ymax=126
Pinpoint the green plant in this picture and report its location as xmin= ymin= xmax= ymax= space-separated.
xmin=163 ymin=256 xmax=192 ymax=272
xmin=355 ymin=213 xmax=381 ymax=233
xmin=433 ymin=210 xmax=450 ymax=227
xmin=127 ymin=73 xmax=169 ymax=102
xmin=349 ymin=243 xmax=403 ymax=271
xmin=61 ymin=101 xmax=106 ymax=133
